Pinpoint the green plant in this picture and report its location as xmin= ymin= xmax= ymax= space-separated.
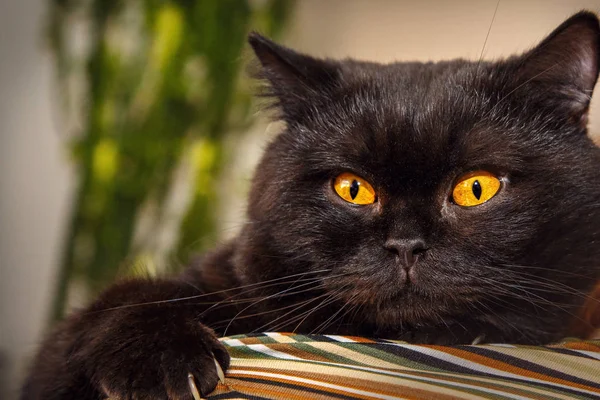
xmin=47 ymin=0 xmax=293 ymax=322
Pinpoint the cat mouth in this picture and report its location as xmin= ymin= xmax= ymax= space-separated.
xmin=339 ymin=280 xmax=418 ymax=306
xmin=325 ymin=267 xmax=414 ymax=305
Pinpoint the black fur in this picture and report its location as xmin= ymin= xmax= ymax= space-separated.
xmin=22 ymin=11 xmax=600 ymax=399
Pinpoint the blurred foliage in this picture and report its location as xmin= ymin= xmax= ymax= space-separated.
xmin=48 ymin=0 xmax=293 ymax=321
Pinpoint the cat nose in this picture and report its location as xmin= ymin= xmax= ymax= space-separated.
xmin=384 ymin=238 xmax=427 ymax=268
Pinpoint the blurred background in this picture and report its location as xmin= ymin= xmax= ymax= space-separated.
xmin=1 ymin=0 xmax=600 ymax=398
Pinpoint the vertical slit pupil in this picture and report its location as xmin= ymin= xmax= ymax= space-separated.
xmin=472 ymin=180 xmax=482 ymax=200
xmin=350 ymin=180 xmax=359 ymax=200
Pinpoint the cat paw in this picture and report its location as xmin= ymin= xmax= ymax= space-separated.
xmin=81 ymin=314 xmax=230 ymax=399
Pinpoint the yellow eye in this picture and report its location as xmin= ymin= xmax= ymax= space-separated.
xmin=333 ymin=172 xmax=376 ymax=205
xmin=452 ymin=171 xmax=501 ymax=207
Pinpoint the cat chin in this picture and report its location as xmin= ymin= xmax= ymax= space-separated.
xmin=365 ymin=304 xmax=456 ymax=334
xmin=340 ymin=288 xmax=461 ymax=327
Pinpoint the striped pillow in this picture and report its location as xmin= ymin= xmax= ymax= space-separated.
xmin=206 ymin=333 xmax=600 ymax=399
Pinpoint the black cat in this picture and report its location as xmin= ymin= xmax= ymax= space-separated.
xmin=22 ymin=11 xmax=600 ymax=400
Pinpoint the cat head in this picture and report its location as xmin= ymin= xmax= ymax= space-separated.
xmin=239 ymin=11 xmax=600 ymax=342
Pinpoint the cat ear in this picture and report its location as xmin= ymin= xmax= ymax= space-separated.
xmin=248 ymin=32 xmax=341 ymax=119
xmin=513 ymin=11 xmax=600 ymax=126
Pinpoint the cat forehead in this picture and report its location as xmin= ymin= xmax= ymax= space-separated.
xmin=338 ymin=59 xmax=495 ymax=117
xmin=285 ymin=61 xmax=530 ymax=183
xmin=319 ymin=63 xmax=508 ymax=144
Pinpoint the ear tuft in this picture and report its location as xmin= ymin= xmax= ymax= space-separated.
xmin=513 ymin=11 xmax=600 ymax=126
xmin=248 ymin=32 xmax=340 ymax=120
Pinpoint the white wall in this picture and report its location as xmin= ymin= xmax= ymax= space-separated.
xmin=2 ymin=1 xmax=600 ymax=399
xmin=0 ymin=0 xmax=73 ymax=398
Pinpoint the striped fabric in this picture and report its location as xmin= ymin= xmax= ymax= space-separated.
xmin=206 ymin=333 xmax=600 ymax=400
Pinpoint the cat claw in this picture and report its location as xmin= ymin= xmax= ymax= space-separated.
xmin=471 ymin=334 xmax=485 ymax=345
xmin=213 ymin=355 xmax=226 ymax=384
xmin=187 ymin=357 xmax=224 ymax=400
xmin=188 ymin=372 xmax=203 ymax=400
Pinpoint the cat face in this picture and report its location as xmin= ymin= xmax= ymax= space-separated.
xmin=240 ymin=12 xmax=600 ymax=341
